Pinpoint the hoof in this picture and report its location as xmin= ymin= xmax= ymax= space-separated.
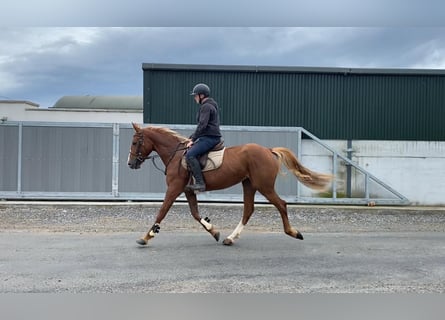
xmin=296 ymin=232 xmax=304 ymax=240
xmin=136 ymin=238 xmax=147 ymax=245
xmin=213 ymin=232 xmax=220 ymax=242
xmin=223 ymin=238 xmax=233 ymax=246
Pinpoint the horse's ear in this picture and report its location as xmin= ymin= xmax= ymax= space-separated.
xmin=132 ymin=122 xmax=141 ymax=132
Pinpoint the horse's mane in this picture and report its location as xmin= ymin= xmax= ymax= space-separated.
xmin=148 ymin=126 xmax=189 ymax=143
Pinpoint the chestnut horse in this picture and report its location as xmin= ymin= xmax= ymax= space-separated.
xmin=128 ymin=123 xmax=332 ymax=246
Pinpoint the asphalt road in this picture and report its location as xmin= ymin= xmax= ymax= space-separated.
xmin=1 ymin=202 xmax=444 ymax=293
xmin=1 ymin=231 xmax=444 ymax=293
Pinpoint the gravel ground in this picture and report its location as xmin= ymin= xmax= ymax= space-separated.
xmin=1 ymin=201 xmax=444 ymax=234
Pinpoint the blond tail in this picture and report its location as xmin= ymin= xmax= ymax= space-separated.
xmin=271 ymin=147 xmax=333 ymax=191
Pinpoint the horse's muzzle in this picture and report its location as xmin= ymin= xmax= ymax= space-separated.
xmin=128 ymin=159 xmax=142 ymax=169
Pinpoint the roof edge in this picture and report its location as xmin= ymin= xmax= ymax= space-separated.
xmin=0 ymin=100 xmax=40 ymax=107
xmin=142 ymin=63 xmax=445 ymax=76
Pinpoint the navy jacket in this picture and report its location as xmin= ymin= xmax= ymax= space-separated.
xmin=190 ymin=98 xmax=222 ymax=141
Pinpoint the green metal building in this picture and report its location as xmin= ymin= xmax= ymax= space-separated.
xmin=142 ymin=63 xmax=445 ymax=141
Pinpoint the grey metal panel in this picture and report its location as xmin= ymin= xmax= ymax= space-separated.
xmin=20 ymin=125 xmax=113 ymax=192
xmin=222 ymin=128 xmax=300 ymax=195
xmin=0 ymin=125 xmax=19 ymax=191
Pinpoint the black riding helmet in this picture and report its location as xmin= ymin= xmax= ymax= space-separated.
xmin=190 ymin=83 xmax=210 ymax=97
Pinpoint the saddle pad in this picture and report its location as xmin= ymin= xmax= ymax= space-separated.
xmin=181 ymin=148 xmax=225 ymax=172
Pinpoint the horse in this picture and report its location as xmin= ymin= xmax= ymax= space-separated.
xmin=127 ymin=123 xmax=332 ymax=246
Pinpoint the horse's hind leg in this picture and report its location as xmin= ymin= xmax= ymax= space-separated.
xmin=223 ymin=179 xmax=256 ymax=246
xmin=260 ymin=188 xmax=304 ymax=240
xmin=185 ymin=190 xmax=220 ymax=242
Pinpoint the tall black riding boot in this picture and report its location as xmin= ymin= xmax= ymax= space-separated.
xmin=186 ymin=157 xmax=206 ymax=192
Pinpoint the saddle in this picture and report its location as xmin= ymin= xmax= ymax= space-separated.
xmin=182 ymin=140 xmax=226 ymax=172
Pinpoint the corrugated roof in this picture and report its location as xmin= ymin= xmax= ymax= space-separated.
xmin=52 ymin=96 xmax=142 ymax=110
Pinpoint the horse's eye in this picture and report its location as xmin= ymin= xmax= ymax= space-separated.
xmin=132 ymin=142 xmax=137 ymax=146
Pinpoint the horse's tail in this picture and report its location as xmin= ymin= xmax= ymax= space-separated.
xmin=271 ymin=147 xmax=333 ymax=191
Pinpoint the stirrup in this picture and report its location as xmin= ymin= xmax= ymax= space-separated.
xmin=185 ymin=183 xmax=206 ymax=192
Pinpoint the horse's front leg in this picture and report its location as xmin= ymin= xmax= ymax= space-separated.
xmin=136 ymin=187 xmax=182 ymax=246
xmin=185 ymin=190 xmax=220 ymax=242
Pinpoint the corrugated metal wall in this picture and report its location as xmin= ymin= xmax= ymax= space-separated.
xmin=1 ymin=122 xmax=319 ymax=201
xmin=0 ymin=125 xmax=19 ymax=191
xmin=118 ymin=125 xmax=304 ymax=199
xmin=20 ymin=125 xmax=113 ymax=192
xmin=143 ymin=64 xmax=445 ymax=141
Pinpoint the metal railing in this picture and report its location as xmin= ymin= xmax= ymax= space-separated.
xmin=294 ymin=127 xmax=409 ymax=205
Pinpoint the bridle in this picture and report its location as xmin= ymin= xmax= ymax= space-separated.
xmin=129 ymin=132 xmax=188 ymax=175
xmin=129 ymin=132 xmax=148 ymax=163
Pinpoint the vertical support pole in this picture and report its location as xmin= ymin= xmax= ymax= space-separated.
xmin=364 ymin=173 xmax=370 ymax=201
xmin=346 ymin=139 xmax=352 ymax=198
xmin=17 ymin=122 xmax=23 ymax=195
xmin=332 ymin=152 xmax=337 ymax=200
xmin=112 ymin=123 xmax=120 ymax=198
xmin=296 ymin=127 xmax=302 ymax=200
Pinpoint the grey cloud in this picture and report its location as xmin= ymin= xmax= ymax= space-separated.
xmin=1 ymin=27 xmax=445 ymax=107
xmin=2 ymin=1 xmax=445 ymax=27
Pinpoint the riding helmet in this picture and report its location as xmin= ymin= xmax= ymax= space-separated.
xmin=190 ymin=83 xmax=210 ymax=97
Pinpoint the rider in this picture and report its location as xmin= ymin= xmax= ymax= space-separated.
xmin=185 ymin=83 xmax=222 ymax=192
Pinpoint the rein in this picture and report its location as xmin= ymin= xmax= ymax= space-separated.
xmin=146 ymin=154 xmax=164 ymax=173
xmin=158 ymin=142 xmax=188 ymax=175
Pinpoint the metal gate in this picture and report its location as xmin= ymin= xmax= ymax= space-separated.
xmin=0 ymin=121 xmax=409 ymax=205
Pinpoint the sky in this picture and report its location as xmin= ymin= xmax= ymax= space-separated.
xmin=1 ymin=2 xmax=445 ymax=108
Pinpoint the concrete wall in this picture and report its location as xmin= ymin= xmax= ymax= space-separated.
xmin=0 ymin=101 xmax=39 ymax=122
xmin=303 ymin=140 xmax=445 ymax=206
xmin=352 ymin=141 xmax=445 ymax=206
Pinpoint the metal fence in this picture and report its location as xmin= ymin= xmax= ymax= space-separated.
xmin=0 ymin=121 xmax=408 ymax=204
